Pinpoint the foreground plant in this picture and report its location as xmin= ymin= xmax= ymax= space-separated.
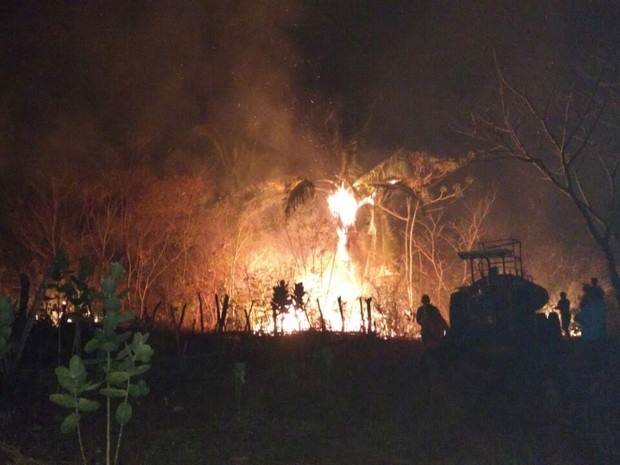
xmin=50 ymin=262 xmax=154 ymax=465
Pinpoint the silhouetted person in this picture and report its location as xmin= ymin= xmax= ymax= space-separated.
xmin=416 ymin=294 xmax=451 ymax=380
xmin=554 ymin=291 xmax=571 ymax=336
xmin=416 ymin=294 xmax=449 ymax=350
xmin=576 ymin=284 xmax=606 ymax=341
xmin=547 ymin=311 xmax=562 ymax=343
xmin=575 ymin=282 xmax=607 ymax=371
xmin=589 ymin=277 xmax=605 ymax=301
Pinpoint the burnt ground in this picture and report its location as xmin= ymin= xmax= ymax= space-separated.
xmin=2 ymin=332 xmax=620 ymax=465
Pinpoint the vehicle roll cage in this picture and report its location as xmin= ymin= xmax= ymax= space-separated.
xmin=457 ymin=238 xmax=523 ymax=285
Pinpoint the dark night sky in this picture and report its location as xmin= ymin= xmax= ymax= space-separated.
xmin=0 ymin=1 xmax=616 ymax=162
xmin=0 ymin=0 xmax=618 ymax=160
xmin=0 ymin=0 xmax=618 ymax=290
xmin=296 ymin=0 xmax=618 ymax=154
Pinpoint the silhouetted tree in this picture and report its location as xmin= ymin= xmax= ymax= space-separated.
xmin=271 ymin=280 xmax=291 ymax=335
xmin=469 ymin=49 xmax=620 ymax=308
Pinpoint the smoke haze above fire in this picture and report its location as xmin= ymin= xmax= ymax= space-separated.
xmin=0 ymin=1 xmax=617 ymax=295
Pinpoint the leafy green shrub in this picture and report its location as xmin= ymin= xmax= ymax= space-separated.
xmin=50 ymin=262 xmax=154 ymax=465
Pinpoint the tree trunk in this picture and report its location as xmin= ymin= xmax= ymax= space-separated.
xmin=365 ymin=298 xmax=373 ymax=335
xmin=11 ymin=274 xmax=30 ymax=341
xmin=11 ymin=266 xmax=55 ymax=377
xmin=198 ymin=292 xmax=205 ymax=333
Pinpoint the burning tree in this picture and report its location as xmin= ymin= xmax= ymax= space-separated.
xmin=285 ymin=150 xmax=488 ymax=327
xmin=355 ymin=150 xmax=475 ymax=311
xmin=285 ymin=177 xmax=378 ymax=330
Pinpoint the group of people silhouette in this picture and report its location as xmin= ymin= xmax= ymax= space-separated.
xmin=415 ymin=276 xmax=608 ymax=352
xmin=556 ymin=277 xmax=607 ymax=341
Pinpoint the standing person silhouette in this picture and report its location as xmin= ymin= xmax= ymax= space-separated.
xmin=555 ymin=291 xmax=571 ymax=337
xmin=416 ymin=294 xmax=451 ymax=380
xmin=590 ymin=277 xmax=605 ymax=301
xmin=416 ymin=294 xmax=450 ymax=350
xmin=575 ymin=282 xmax=608 ymax=371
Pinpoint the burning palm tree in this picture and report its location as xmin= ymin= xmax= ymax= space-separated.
xmin=284 ymin=150 xmax=472 ymax=311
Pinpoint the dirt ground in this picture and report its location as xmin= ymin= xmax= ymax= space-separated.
xmin=2 ymin=332 xmax=620 ymax=465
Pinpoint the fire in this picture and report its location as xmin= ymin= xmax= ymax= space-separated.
xmin=326 ymin=186 xmax=373 ymax=262
xmin=298 ymin=267 xmax=363 ymax=331
xmin=273 ymin=186 xmax=378 ymax=333
xmin=256 ymin=186 xmax=383 ymax=335
xmin=257 ymin=266 xmax=369 ymax=334
xmin=327 ymin=186 xmax=359 ymax=229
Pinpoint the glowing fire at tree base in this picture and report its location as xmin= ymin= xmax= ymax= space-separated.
xmin=257 ymin=185 xmax=382 ymax=335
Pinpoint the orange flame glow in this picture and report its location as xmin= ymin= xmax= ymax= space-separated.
xmin=327 ymin=186 xmax=359 ymax=228
xmin=258 ymin=186 xmax=383 ymax=335
xmin=327 ymin=186 xmax=373 ymax=262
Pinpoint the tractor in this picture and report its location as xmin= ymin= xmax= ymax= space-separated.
xmin=449 ymin=239 xmax=549 ymax=347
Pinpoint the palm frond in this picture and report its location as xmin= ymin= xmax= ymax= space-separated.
xmin=367 ymin=181 xmax=421 ymax=201
xmin=354 ymin=150 xmax=415 ymax=187
xmin=284 ymin=179 xmax=316 ymax=219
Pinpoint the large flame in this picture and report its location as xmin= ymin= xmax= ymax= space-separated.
xmin=259 ymin=263 xmax=368 ymax=334
xmin=285 ymin=186 xmax=375 ymax=332
xmin=259 ymin=186 xmax=381 ymax=334
xmin=327 ymin=186 xmax=359 ymax=228
xmin=327 ymin=186 xmax=373 ymax=262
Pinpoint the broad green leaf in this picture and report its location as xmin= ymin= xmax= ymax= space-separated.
xmin=56 ymin=372 xmax=82 ymax=395
xmin=128 ymin=380 xmax=150 ymax=398
xmin=106 ymin=371 xmax=130 ymax=385
xmin=77 ymin=397 xmax=100 ymax=412
xmin=84 ymin=338 xmax=101 ymax=353
xmin=100 ymin=341 xmax=119 ymax=352
xmin=133 ymin=340 xmax=154 ymax=363
xmin=69 ymin=355 xmax=86 ymax=379
xmin=55 ymin=366 xmax=79 ymax=393
xmin=127 ymin=364 xmax=151 ymax=377
xmin=83 ymin=381 xmax=103 ymax=392
xmin=50 ymin=393 xmax=77 ymax=409
xmin=60 ymin=412 xmax=80 ymax=435
xmin=55 ymin=366 xmax=71 ymax=379
xmin=115 ymin=402 xmax=132 ymax=425
xmin=115 ymin=347 xmax=130 ymax=360
xmin=99 ymin=387 xmax=126 ymax=398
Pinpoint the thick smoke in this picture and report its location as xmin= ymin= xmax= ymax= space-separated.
xmin=1 ymin=0 xmax=616 ymax=302
xmin=0 ymin=1 xmax=323 ymax=184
